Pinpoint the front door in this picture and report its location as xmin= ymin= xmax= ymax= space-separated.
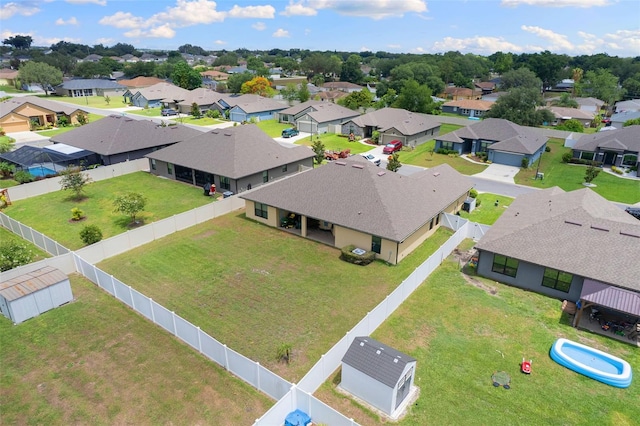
xmin=602 ymin=151 xmax=616 ymax=165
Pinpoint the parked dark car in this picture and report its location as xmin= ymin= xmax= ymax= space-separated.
xmin=625 ymin=207 xmax=640 ymax=220
xmin=161 ymin=108 xmax=178 ymax=116
xmin=382 ymin=140 xmax=403 ymax=155
xmin=281 ymin=128 xmax=299 ymax=138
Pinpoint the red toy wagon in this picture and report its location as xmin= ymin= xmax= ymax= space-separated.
xmin=521 ymin=358 xmax=532 ymax=374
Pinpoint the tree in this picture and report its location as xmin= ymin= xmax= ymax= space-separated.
xmin=0 ymin=241 xmax=34 ymax=272
xmin=123 ymin=61 xmax=156 ymax=77
xmin=340 ymin=54 xmax=364 ymax=84
xmin=311 ymin=139 xmax=325 ymax=165
xmin=280 ymin=83 xmax=298 ymax=105
xmin=0 ymin=161 xmax=15 ymax=177
xmin=552 ymin=93 xmax=579 ymax=108
xmin=484 ymin=87 xmax=551 ymax=127
xmin=386 ymin=152 xmax=402 ymax=172
xmin=59 ymin=165 xmax=92 ymax=200
xmin=491 ymin=51 xmax=514 ymax=74
xmin=79 ymin=225 xmax=103 ymax=245
xmin=227 ymin=72 xmax=254 ymax=93
xmin=104 ymin=95 xmax=111 ymax=105
xmin=393 ymin=80 xmax=435 ymax=114
xmin=584 ymin=161 xmax=601 ymax=184
xmin=623 ymin=118 xmax=640 ymax=127
xmin=241 ymin=76 xmax=275 ymax=97
xmin=297 ymin=84 xmax=310 ymax=102
xmin=0 ymin=136 xmax=15 ymax=154
xmin=3 ymin=35 xmax=33 ymax=50
xmin=583 ymin=69 xmax=623 ymax=106
xmin=171 ymin=61 xmax=202 ymax=90
xmin=337 ymin=89 xmax=373 ymax=110
xmin=191 ymin=102 xmax=202 ymax=118
xmin=572 ymin=67 xmax=584 ymax=96
xmin=19 ymin=61 xmax=63 ymax=96
xmin=74 ymin=61 xmax=111 ymax=79
xmin=556 ymin=119 xmax=584 ymax=133
xmin=500 ymin=67 xmax=542 ymax=91
xmin=113 ymin=192 xmax=147 ymax=225
xmin=622 ymin=73 xmax=640 ymax=100
xmin=374 ymin=88 xmax=397 ymax=109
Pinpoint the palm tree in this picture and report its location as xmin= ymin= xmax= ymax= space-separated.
xmin=572 ymin=68 xmax=583 ymax=97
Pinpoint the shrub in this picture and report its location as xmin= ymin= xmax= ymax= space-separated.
xmin=276 ymin=343 xmax=292 ymax=364
xmin=79 ymin=225 xmax=103 ymax=245
xmin=611 ymin=166 xmax=624 ymax=175
xmin=545 ymin=146 xmax=551 ymax=152
xmin=57 ymin=116 xmax=69 ymax=127
xmin=205 ymin=109 xmax=221 ymax=118
xmin=76 ymin=113 xmax=88 ymax=125
xmin=521 ymin=157 xmax=530 ymax=168
xmin=0 ymin=240 xmax=34 ymax=271
xmin=567 ymin=158 xmax=602 ymax=166
xmin=71 ymin=207 xmax=85 ymax=221
xmin=437 ymin=148 xmax=458 ymax=155
xmin=475 ymin=198 xmax=482 ymax=207
xmin=0 ymin=127 xmax=5 ymax=136
xmin=340 ymin=245 xmax=376 ymax=266
xmin=469 ymin=189 xmax=478 ymax=198
xmin=0 ymin=161 xmax=15 ymax=177
xmin=14 ymin=170 xmax=34 ymax=184
xmin=562 ymin=152 xmax=573 ymax=163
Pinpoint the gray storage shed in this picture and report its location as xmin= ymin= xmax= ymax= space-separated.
xmin=0 ymin=266 xmax=73 ymax=324
xmin=341 ymin=336 xmax=417 ymax=418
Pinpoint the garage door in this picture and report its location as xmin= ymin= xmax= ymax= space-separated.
xmin=491 ymin=151 xmax=523 ymax=167
xmin=297 ymin=121 xmax=313 ymax=133
xmin=230 ymin=111 xmax=246 ymax=122
xmin=1 ymin=121 xmax=30 ymax=133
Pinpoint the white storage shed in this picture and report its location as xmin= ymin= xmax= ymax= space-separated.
xmin=0 ymin=266 xmax=73 ymax=324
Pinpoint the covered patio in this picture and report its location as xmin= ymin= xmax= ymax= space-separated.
xmin=572 ymin=279 xmax=640 ymax=347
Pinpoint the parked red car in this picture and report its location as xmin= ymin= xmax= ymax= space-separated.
xmin=382 ymin=140 xmax=403 ymax=154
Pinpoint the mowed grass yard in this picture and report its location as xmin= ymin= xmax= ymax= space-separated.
xmin=98 ymin=212 xmax=454 ymax=382
xmin=516 ymin=138 xmax=640 ymax=204
xmin=0 ymin=275 xmax=273 ymax=425
xmin=458 ymin=193 xmax=514 ymax=225
xmin=48 ymin=95 xmax=128 ymax=109
xmin=256 ymin=119 xmax=294 ymax=137
xmin=3 ymin=172 xmax=214 ymax=250
xmin=0 ymin=226 xmax=50 ymax=263
xmin=296 ymin=133 xmax=373 ymax=155
xmin=315 ymin=244 xmax=640 ymax=425
xmin=35 ymin=113 xmax=104 ymax=137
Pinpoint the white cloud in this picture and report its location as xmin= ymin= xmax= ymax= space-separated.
xmin=151 ymin=0 xmax=227 ymax=26
xmin=66 ymin=0 xmax=107 ymax=5
xmin=55 ymin=17 xmax=78 ymax=25
xmin=304 ymin=28 xmax=311 ymax=35
xmin=99 ymin=11 xmax=146 ymax=29
xmin=431 ymin=36 xmax=525 ymax=54
xmin=502 ymin=0 xmax=611 ymax=7
xmin=387 ymin=44 xmax=402 ymax=50
xmin=521 ymin=25 xmax=574 ymax=50
xmin=282 ymin=1 xmax=317 ymax=17
xmin=360 ymin=46 xmax=370 ymax=52
xmin=252 ymin=22 xmax=267 ymax=31
xmin=227 ymin=4 xmax=275 ymax=18
xmin=0 ymin=2 xmax=40 ymax=20
xmin=124 ymin=24 xmax=176 ymax=39
xmin=603 ymin=29 xmax=640 ymax=53
xmin=310 ymin=0 xmax=427 ymax=19
xmin=95 ymin=37 xmax=114 ymax=45
xmin=273 ymin=28 xmax=290 ymax=38
xmin=214 ymin=39 xmax=226 ymax=45
xmin=36 ymin=35 xmax=82 ymax=45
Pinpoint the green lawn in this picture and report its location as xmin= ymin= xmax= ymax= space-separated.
xmin=0 ymin=85 xmax=22 ymax=94
xmin=97 ymin=213 xmax=454 ymax=382
xmin=256 ymin=119 xmax=294 ymax=137
xmin=36 ymin=113 xmax=104 ymax=137
xmin=3 ymin=172 xmax=215 ymax=250
xmin=458 ymin=193 xmax=514 ymax=225
xmin=296 ymin=133 xmax=373 ymax=155
xmin=515 ymin=138 xmax=640 ymax=204
xmin=0 ymin=226 xmax=50 ymax=266
xmin=126 ymin=108 xmax=162 ymax=117
xmin=49 ymin=95 xmax=128 ymax=109
xmin=316 ymin=245 xmax=640 ymax=425
xmin=180 ymin=116 xmax=226 ymax=126
xmin=0 ymin=178 xmax=19 ymax=188
xmin=0 ymin=275 xmax=272 ymax=425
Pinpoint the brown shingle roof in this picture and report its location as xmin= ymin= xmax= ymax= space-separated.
xmin=0 ymin=96 xmax=85 ymax=119
xmin=118 ymin=76 xmax=166 ymax=88
xmin=0 ymin=68 xmax=19 ymax=79
xmin=322 ymin=81 xmax=365 ymax=90
xmin=241 ymin=160 xmax=473 ymax=242
xmin=443 ymin=99 xmax=494 ymax=111
xmin=347 ymin=107 xmax=440 ymax=137
xmin=476 ymin=187 xmax=640 ymax=291
xmin=145 ymin=124 xmax=314 ymax=179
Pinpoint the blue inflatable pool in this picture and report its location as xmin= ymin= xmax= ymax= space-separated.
xmin=550 ymin=338 xmax=632 ymax=388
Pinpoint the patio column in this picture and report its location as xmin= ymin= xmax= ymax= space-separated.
xmin=301 ymin=215 xmax=307 ymax=237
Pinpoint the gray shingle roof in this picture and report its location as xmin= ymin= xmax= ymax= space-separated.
xmin=546 ymin=106 xmax=595 ymax=120
xmin=0 ymin=96 xmax=85 ymax=119
xmin=241 ymin=159 xmax=473 ymax=242
xmin=224 ymin=94 xmax=287 ymax=114
xmin=437 ymin=118 xmax=547 ymax=155
xmin=476 ymin=187 xmax=640 ymax=291
xmin=305 ymin=102 xmax=360 ymax=124
xmin=177 ymin=88 xmax=225 ymax=107
xmin=51 ymin=115 xmax=202 ymax=155
xmin=572 ymin=125 xmax=640 ymax=152
xmin=57 ymin=79 xmax=126 ymax=90
xmin=346 ymin=107 xmax=440 ymax=137
xmin=279 ymin=100 xmax=326 ymax=116
xmin=145 ymin=124 xmax=314 ymax=179
xmin=134 ymin=82 xmax=191 ymax=102
xmin=342 ymin=336 xmax=415 ymax=388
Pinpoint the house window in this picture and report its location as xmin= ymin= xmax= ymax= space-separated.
xmin=542 ymin=268 xmax=572 ymax=292
xmin=461 ymin=109 xmax=469 ymax=115
xmin=254 ymin=202 xmax=268 ymax=219
xmin=282 ymin=116 xmax=289 ymax=122
xmin=435 ymin=213 xmax=440 ymax=226
xmin=371 ymin=236 xmax=382 ymax=254
xmin=282 ymin=164 xmax=288 ymax=173
xmin=440 ymin=141 xmax=454 ymax=151
xmin=580 ymin=152 xmax=594 ymax=161
xmin=491 ymin=254 xmax=519 ymax=278
xmin=622 ymin=154 xmax=638 ymax=166
xmin=219 ymin=176 xmax=230 ymax=190
xmin=167 ymin=163 xmax=173 ymax=175
xmin=478 ymin=141 xmax=492 ymax=153
xmin=263 ymin=170 xmax=269 ymax=183
xmin=429 ymin=217 xmax=435 ymax=230
xmin=151 ymin=159 xmax=156 ymax=170
xmin=83 ymin=89 xmax=92 ymax=96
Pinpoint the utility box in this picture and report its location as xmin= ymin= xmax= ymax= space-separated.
xmin=462 ymin=197 xmax=476 ymax=213
xmin=222 ymin=191 xmax=233 ymax=198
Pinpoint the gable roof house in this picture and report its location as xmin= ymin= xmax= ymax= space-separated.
xmin=442 ymin=99 xmax=493 ymax=118
xmin=341 ymin=336 xmax=417 ymax=418
xmin=442 ymin=86 xmax=482 ymax=100
xmin=614 ymin=99 xmax=640 ymax=113
xmin=127 ymin=82 xmax=191 ymax=108
xmin=571 ymin=125 xmax=640 ymax=171
xmin=475 ymin=187 xmax=640 ymax=334
xmin=145 ymin=124 xmax=314 ymax=193
xmin=610 ymin=110 xmax=640 ymax=130
xmin=341 ymin=107 xmax=441 ymax=147
xmin=175 ymin=88 xmax=226 ymax=115
xmin=278 ymin=100 xmax=360 ymax=134
xmin=241 ymin=159 xmax=473 ymax=265
xmin=474 ymin=81 xmax=496 ymax=95
xmin=117 ymin=76 xmax=166 ymax=90
xmin=221 ymin=94 xmax=288 ymax=122
xmin=321 ymin=81 xmax=365 ymax=93
xmin=51 ymin=115 xmax=202 ymax=165
xmin=574 ymin=97 xmax=605 ymax=114
xmin=79 ymin=54 xmax=103 ymax=63
xmin=0 ymin=96 xmax=88 ymax=133
xmin=545 ymin=106 xmax=595 ymax=127
xmin=0 ymin=68 xmax=19 ymax=87
xmin=55 ymin=79 xmax=126 ymax=97
xmin=435 ymin=118 xmax=548 ymax=167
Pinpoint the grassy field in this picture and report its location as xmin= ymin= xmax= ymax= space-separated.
xmin=35 ymin=113 xmax=105 ymax=137
xmin=515 ymin=138 xmax=640 ymax=204
xmin=180 ymin=116 xmax=226 ymax=126
xmin=0 ymin=275 xmax=273 ymax=425
xmin=315 ymin=244 xmax=640 ymax=425
xmin=296 ymin=133 xmax=373 ymax=155
xmin=126 ymin=108 xmax=162 ymax=117
xmin=0 ymin=178 xmax=19 ymax=188
xmin=49 ymin=95 xmax=128 ymax=109
xmin=256 ymin=119 xmax=294 ymax=137
xmin=458 ymin=193 xmax=514 ymax=225
xmin=0 ymin=226 xmax=50 ymax=265
xmin=97 ymin=212 xmax=454 ymax=382
xmin=3 ymin=172 xmax=215 ymax=250
xmin=0 ymin=84 xmax=22 ymax=94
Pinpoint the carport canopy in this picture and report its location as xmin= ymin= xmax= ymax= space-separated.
xmin=580 ymin=279 xmax=640 ymax=318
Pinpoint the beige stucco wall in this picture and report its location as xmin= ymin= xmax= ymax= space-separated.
xmin=244 ymin=200 xmax=278 ymax=228
xmin=0 ymin=113 xmax=30 ymax=132
xmin=334 ymin=225 xmax=399 ymax=264
xmin=397 ymin=217 xmax=438 ymax=264
xmin=444 ymin=193 xmax=469 ymax=214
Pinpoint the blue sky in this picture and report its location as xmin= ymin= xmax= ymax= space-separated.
xmin=1 ymin=0 xmax=639 ymax=57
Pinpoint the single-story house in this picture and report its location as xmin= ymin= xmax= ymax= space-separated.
xmin=614 ymin=99 xmax=640 ymax=113
xmin=545 ymin=106 xmax=595 ymax=127
xmin=0 ymin=96 xmax=88 ymax=133
xmin=223 ymin=94 xmax=288 ymax=122
xmin=117 ymin=76 xmax=166 ymax=89
xmin=482 ymin=91 xmax=508 ymax=103
xmin=441 ymin=99 xmax=493 ymax=118
xmin=125 ymin=82 xmax=191 ymax=108
xmin=571 ymin=125 xmax=640 ymax=170
xmin=278 ymin=100 xmax=360 ymax=134
xmin=474 ymin=81 xmax=496 ymax=95
xmin=120 ymin=54 xmax=139 ymax=63
xmin=51 ymin=115 xmax=202 ymax=166
xmin=341 ymin=107 xmax=441 ymax=147
xmin=610 ymin=110 xmax=640 ymax=129
xmin=475 ymin=187 xmax=640 ymax=329
xmin=0 ymin=68 xmax=19 ymax=87
xmin=442 ymin=86 xmax=482 ymax=100
xmin=200 ymin=70 xmax=229 ymax=81
xmin=271 ymin=76 xmax=307 ymax=90
xmin=321 ymin=81 xmax=365 ymax=93
xmin=79 ymin=54 xmax=103 ymax=63
xmin=240 ymin=160 xmax=473 ymax=265
xmin=435 ymin=118 xmax=548 ymax=167
xmin=315 ymin=90 xmax=348 ymax=102
xmin=341 ymin=336 xmax=417 ymax=418
xmin=175 ymin=88 xmax=226 ymax=115
xmin=0 ymin=266 xmax=73 ymax=324
xmin=575 ymin=97 xmax=604 ymax=114
xmin=55 ymin=79 xmax=126 ymax=97
xmin=145 ymin=124 xmax=314 ymax=193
